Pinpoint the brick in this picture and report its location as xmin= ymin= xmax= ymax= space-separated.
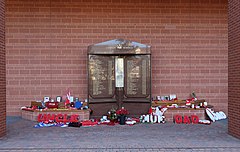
xmin=0 ymin=0 xmax=6 ymax=137
xmin=228 ymin=0 xmax=240 ymax=139
xmin=5 ymin=0 xmax=228 ymax=122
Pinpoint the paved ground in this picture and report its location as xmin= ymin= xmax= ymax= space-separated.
xmin=0 ymin=117 xmax=239 ymax=152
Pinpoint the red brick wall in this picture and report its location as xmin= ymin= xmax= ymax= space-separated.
xmin=0 ymin=0 xmax=6 ymax=137
xmin=228 ymin=0 xmax=240 ymax=139
xmin=6 ymin=0 xmax=228 ymax=116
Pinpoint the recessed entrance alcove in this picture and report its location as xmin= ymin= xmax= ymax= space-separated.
xmin=88 ymin=39 xmax=151 ymax=117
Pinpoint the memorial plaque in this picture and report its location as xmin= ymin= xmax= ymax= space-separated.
xmin=88 ymin=39 xmax=151 ymax=117
xmin=125 ymin=55 xmax=150 ymax=98
xmin=142 ymin=60 xmax=147 ymax=95
xmin=126 ymin=59 xmax=139 ymax=95
xmin=108 ymin=60 xmax=113 ymax=95
xmin=88 ymin=55 xmax=115 ymax=98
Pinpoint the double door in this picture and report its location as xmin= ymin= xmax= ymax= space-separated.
xmin=88 ymin=54 xmax=151 ymax=117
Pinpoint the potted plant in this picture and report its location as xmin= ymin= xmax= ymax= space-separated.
xmin=116 ymin=107 xmax=129 ymax=125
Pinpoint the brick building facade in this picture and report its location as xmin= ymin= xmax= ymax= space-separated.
xmin=5 ymin=0 xmax=228 ymax=116
xmin=0 ymin=0 xmax=6 ymax=137
xmin=1 ymin=0 xmax=240 ymax=139
xmin=228 ymin=0 xmax=240 ymax=139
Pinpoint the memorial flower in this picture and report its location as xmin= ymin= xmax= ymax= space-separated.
xmin=116 ymin=107 xmax=129 ymax=116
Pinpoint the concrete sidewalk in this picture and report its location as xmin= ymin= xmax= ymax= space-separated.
xmin=0 ymin=117 xmax=239 ymax=152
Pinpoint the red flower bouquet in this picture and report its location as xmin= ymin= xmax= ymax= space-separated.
xmin=116 ymin=107 xmax=129 ymax=116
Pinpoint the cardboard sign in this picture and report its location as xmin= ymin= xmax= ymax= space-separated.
xmin=38 ymin=114 xmax=79 ymax=123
